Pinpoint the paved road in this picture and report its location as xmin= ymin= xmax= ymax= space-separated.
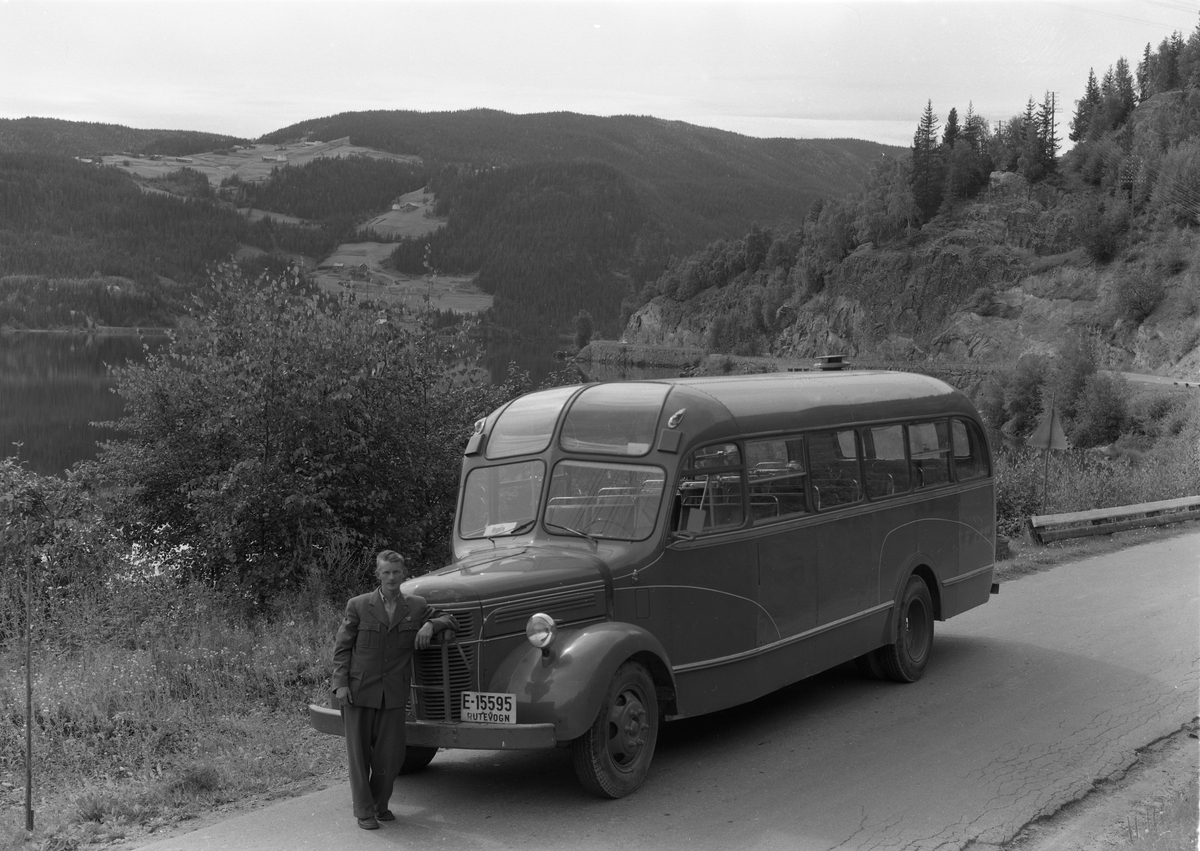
xmin=1116 ymin=370 xmax=1200 ymax=389
xmin=134 ymin=533 xmax=1200 ymax=851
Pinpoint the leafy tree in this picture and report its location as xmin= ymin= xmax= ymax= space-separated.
xmin=1149 ymin=138 xmax=1200 ymax=225
xmin=1071 ymin=373 xmax=1129 ymax=447
xmin=1003 ymin=355 xmax=1048 ymax=439
xmin=797 ymin=199 xmax=856 ymax=295
xmin=854 ymin=155 xmax=919 ymax=242
xmin=573 ymin=309 xmax=594 ymax=350
xmin=94 ymin=264 xmax=527 ymax=602
xmin=1046 ymin=332 xmax=1099 ymax=431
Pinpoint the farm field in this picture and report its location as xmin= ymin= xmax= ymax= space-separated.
xmin=98 ymin=138 xmax=419 ymax=186
xmin=315 ymin=241 xmax=489 ymax=314
xmin=99 ymin=139 xmax=488 ymax=316
xmin=361 ymin=187 xmax=444 ymax=239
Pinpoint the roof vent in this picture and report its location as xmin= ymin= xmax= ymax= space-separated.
xmin=814 ymin=355 xmax=849 ymax=371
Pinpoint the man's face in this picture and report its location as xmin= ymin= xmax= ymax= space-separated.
xmin=376 ymin=560 xmax=406 ymax=595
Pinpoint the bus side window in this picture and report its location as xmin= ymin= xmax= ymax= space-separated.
xmin=675 ymin=443 xmax=744 ymax=533
xmin=746 ymin=437 xmax=808 ymax=522
xmin=909 ymin=420 xmax=950 ymax=488
xmin=862 ymin=424 xmax=909 ymax=499
xmin=807 ymin=429 xmax=861 ymax=510
xmin=952 ymin=418 xmax=990 ymax=480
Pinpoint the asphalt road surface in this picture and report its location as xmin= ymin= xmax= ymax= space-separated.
xmin=134 ymin=532 xmax=1199 ymax=851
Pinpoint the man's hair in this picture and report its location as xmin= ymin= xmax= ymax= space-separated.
xmin=376 ymin=550 xmax=405 ymax=569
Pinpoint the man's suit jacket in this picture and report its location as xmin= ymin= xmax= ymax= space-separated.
xmin=331 ymin=589 xmax=459 ymax=710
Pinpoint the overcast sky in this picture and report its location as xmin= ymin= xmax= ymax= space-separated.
xmin=2 ymin=1 xmax=1197 ymax=147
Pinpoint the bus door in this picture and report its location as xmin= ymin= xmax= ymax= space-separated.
xmin=657 ymin=443 xmax=758 ymax=713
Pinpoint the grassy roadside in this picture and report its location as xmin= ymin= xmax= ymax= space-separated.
xmin=1 ymin=521 xmax=1197 ymax=851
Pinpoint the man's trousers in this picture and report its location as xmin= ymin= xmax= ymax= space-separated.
xmin=342 ymin=698 xmax=406 ymax=819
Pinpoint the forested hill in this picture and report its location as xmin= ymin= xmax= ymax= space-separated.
xmin=0 ymin=117 xmax=248 ymax=157
xmin=260 ymin=110 xmax=898 ymax=334
xmin=261 ymin=110 xmax=900 ymax=247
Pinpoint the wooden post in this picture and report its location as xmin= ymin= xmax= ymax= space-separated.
xmin=25 ymin=516 xmax=34 ymax=832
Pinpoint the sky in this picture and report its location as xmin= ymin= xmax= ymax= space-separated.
xmin=1 ymin=0 xmax=1197 ymax=148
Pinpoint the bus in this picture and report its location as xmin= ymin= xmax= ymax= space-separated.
xmin=310 ymin=370 xmax=997 ymax=797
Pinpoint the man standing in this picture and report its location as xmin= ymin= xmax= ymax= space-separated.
xmin=332 ymin=550 xmax=458 ymax=829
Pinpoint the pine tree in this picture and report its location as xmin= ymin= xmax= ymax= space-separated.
xmin=1070 ymin=69 xmax=1101 ymax=142
xmin=943 ymin=107 xmax=960 ymax=148
xmin=910 ymin=100 xmax=944 ymax=221
xmin=1017 ymin=97 xmax=1045 ymax=181
xmin=1137 ymin=43 xmax=1153 ymax=101
xmin=1114 ymin=57 xmax=1138 ymax=121
xmin=1038 ymin=91 xmax=1059 ymax=176
xmin=962 ymin=102 xmax=990 ymax=153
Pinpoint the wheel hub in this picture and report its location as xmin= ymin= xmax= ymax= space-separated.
xmin=607 ymin=690 xmax=647 ymax=766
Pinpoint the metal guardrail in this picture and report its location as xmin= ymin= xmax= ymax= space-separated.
xmin=1028 ymin=496 xmax=1200 ymax=543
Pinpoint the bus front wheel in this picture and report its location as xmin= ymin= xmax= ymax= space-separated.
xmin=878 ymin=575 xmax=934 ymax=683
xmin=571 ymin=661 xmax=659 ymax=798
xmin=398 ymin=745 xmax=438 ymax=774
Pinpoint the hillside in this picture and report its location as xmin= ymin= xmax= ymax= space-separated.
xmin=0 ymin=111 xmax=895 ymax=335
xmin=619 ymin=21 xmax=1200 ymax=374
xmin=258 ymin=110 xmax=899 ymax=334
xmin=261 ymin=110 xmax=898 ymax=249
xmin=615 ymin=23 xmax=1200 ymax=455
xmin=0 ymin=117 xmax=249 ymax=157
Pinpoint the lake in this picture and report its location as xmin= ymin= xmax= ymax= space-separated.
xmin=1 ymin=332 xmax=675 ymax=476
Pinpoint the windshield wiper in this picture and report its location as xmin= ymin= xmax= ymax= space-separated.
xmin=544 ymin=522 xmax=597 ymax=545
xmin=485 ymin=518 xmax=536 ymax=546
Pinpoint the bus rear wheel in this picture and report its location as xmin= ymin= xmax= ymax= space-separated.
xmin=398 ymin=745 xmax=438 ymax=774
xmin=572 ymin=661 xmax=658 ymax=798
xmin=878 ymin=575 xmax=934 ymax=683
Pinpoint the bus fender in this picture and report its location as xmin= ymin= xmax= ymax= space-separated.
xmin=884 ymin=555 xmax=943 ymax=638
xmin=486 ymin=621 xmax=673 ymax=743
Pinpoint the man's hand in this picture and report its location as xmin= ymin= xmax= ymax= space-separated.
xmin=334 ymin=686 xmax=352 ymax=705
xmin=415 ymin=622 xmax=435 ymax=650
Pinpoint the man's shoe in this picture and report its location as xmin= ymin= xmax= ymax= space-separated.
xmin=375 ymin=810 xmax=395 ymax=822
xmin=357 ymin=816 xmax=380 ymax=830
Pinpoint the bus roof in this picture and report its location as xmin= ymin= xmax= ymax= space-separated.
xmin=652 ymin=370 xmax=978 ymax=441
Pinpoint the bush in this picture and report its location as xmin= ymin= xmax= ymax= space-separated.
xmin=994 ymin=423 xmax=1200 ymax=538
xmin=1111 ymin=268 xmax=1167 ymax=324
xmin=1071 ymin=373 xmax=1130 ymax=447
xmin=92 ymin=264 xmax=527 ymax=602
xmin=1074 ymin=198 xmax=1129 ymax=263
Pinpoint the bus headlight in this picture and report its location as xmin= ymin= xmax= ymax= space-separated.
xmin=526 ymin=612 xmax=557 ymax=649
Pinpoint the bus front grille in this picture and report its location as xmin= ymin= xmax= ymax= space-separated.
xmin=411 ymin=608 xmax=477 ymax=722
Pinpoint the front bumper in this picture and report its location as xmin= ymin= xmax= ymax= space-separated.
xmin=307 ymin=704 xmax=558 ymax=749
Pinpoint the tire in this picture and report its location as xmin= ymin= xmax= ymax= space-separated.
xmin=854 ymin=650 xmax=886 ymax=680
xmin=571 ymin=661 xmax=658 ymax=798
xmin=877 ymin=574 xmax=934 ymax=683
xmin=398 ymin=745 xmax=438 ymax=775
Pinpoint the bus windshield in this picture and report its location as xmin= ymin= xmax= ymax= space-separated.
xmin=460 ymin=459 xmax=665 ymax=541
xmin=546 ymin=461 xmax=665 ymax=541
xmin=460 ymin=460 xmax=545 ymax=538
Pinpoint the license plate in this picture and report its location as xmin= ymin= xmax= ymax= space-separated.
xmin=461 ymin=691 xmax=516 ymax=724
